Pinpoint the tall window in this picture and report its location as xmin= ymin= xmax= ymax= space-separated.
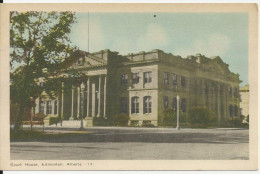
xmin=47 ymin=101 xmax=52 ymax=115
xmin=172 ymin=97 xmax=177 ymax=110
xmin=132 ymin=73 xmax=139 ymax=85
xmin=120 ymin=97 xmax=128 ymax=113
xmin=144 ymin=72 xmax=152 ymax=84
xmin=131 ymin=97 xmax=139 ymax=114
xmin=181 ymin=76 xmax=186 ymax=88
xmin=54 ymin=100 xmax=58 ymax=115
xmin=163 ymin=96 xmax=168 ymax=110
xmin=181 ymin=98 xmax=186 ymax=112
xmin=228 ymin=87 xmax=232 ymax=97
xmin=229 ymin=105 xmax=233 ymax=117
xmin=163 ymin=72 xmax=169 ymax=85
xmin=234 ymin=105 xmax=238 ymax=116
xmin=40 ymin=100 xmax=44 ymax=113
xmin=172 ymin=74 xmax=177 ymax=86
xmin=143 ymin=96 xmax=152 ymax=114
xmin=121 ymin=74 xmax=128 ymax=85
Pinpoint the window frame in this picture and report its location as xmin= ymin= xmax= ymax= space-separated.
xmin=163 ymin=72 xmax=169 ymax=85
xmin=132 ymin=72 xmax=139 ymax=85
xmin=131 ymin=97 xmax=139 ymax=114
xmin=120 ymin=74 xmax=128 ymax=85
xmin=144 ymin=71 xmax=152 ymax=84
xmin=143 ymin=96 xmax=152 ymax=114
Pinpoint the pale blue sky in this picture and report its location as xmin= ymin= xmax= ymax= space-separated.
xmin=70 ymin=13 xmax=248 ymax=87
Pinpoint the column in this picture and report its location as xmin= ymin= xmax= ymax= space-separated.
xmin=103 ymin=76 xmax=107 ymax=118
xmin=77 ymin=86 xmax=80 ymax=118
xmin=51 ymin=100 xmax=55 ymax=115
xmin=97 ymin=75 xmax=101 ymax=117
xmin=86 ymin=78 xmax=90 ymax=117
xmin=35 ymin=98 xmax=39 ymax=114
xmin=61 ymin=82 xmax=64 ymax=119
xmin=92 ymin=83 xmax=96 ymax=117
xmin=70 ymin=85 xmax=75 ymax=120
xmin=57 ymin=99 xmax=60 ymax=116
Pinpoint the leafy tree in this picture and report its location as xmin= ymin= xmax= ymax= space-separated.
xmin=10 ymin=11 xmax=79 ymax=131
xmin=189 ymin=106 xmax=216 ymax=126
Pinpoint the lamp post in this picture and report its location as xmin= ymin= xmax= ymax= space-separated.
xmin=176 ymin=95 xmax=180 ymax=130
xmin=80 ymin=82 xmax=85 ymax=130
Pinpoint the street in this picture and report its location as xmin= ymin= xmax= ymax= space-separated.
xmin=11 ymin=127 xmax=249 ymax=160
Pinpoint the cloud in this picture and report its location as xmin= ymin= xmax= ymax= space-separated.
xmin=135 ymin=23 xmax=169 ymax=52
xmin=174 ymin=34 xmax=231 ymax=57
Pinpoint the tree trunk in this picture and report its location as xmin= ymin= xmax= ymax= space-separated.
xmin=14 ymin=104 xmax=25 ymax=131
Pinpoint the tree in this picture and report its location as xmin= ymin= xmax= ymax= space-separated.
xmin=189 ymin=106 xmax=216 ymax=126
xmin=10 ymin=11 xmax=78 ymax=131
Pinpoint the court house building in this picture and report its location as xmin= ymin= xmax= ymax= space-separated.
xmin=35 ymin=49 xmax=241 ymax=127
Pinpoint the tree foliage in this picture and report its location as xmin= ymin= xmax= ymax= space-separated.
xmin=189 ymin=106 xmax=216 ymax=125
xmin=10 ymin=11 xmax=78 ymax=130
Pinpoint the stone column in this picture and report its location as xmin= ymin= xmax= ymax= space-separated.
xmin=97 ymin=75 xmax=101 ymax=117
xmin=103 ymin=76 xmax=107 ymax=118
xmin=35 ymin=98 xmax=39 ymax=114
xmin=61 ymin=82 xmax=64 ymax=119
xmin=77 ymin=86 xmax=80 ymax=118
xmin=92 ymin=83 xmax=96 ymax=117
xmin=86 ymin=78 xmax=90 ymax=117
xmin=51 ymin=100 xmax=55 ymax=115
xmin=70 ymin=85 xmax=75 ymax=120
xmin=57 ymin=99 xmax=59 ymax=116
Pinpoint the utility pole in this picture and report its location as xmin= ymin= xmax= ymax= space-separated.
xmin=176 ymin=95 xmax=180 ymax=130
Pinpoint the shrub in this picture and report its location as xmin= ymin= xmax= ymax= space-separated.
xmin=49 ymin=116 xmax=60 ymax=125
xmin=246 ymin=115 xmax=249 ymax=123
xmin=112 ymin=113 xmax=129 ymax=126
xmin=162 ymin=109 xmax=187 ymax=126
xmin=227 ymin=118 xmax=242 ymax=127
xmin=34 ymin=113 xmax=46 ymax=121
xmin=142 ymin=121 xmax=155 ymax=127
xmin=189 ymin=106 xmax=216 ymax=126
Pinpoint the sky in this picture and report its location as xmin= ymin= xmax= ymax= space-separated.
xmin=70 ymin=13 xmax=248 ymax=86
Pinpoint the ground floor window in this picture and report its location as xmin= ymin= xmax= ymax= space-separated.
xmin=144 ymin=96 xmax=152 ymax=114
xmin=40 ymin=100 xmax=44 ymax=113
xmin=54 ymin=100 xmax=58 ymax=115
xmin=229 ymin=105 xmax=233 ymax=117
xmin=163 ymin=96 xmax=168 ymax=110
xmin=181 ymin=98 xmax=186 ymax=112
xmin=172 ymin=97 xmax=177 ymax=111
xmin=131 ymin=97 xmax=139 ymax=114
xmin=234 ymin=105 xmax=238 ymax=116
xmin=120 ymin=97 xmax=128 ymax=113
xmin=47 ymin=100 xmax=52 ymax=115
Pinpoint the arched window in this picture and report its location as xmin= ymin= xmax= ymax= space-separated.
xmin=131 ymin=97 xmax=139 ymax=114
xmin=143 ymin=96 xmax=152 ymax=114
xmin=40 ymin=100 xmax=44 ymax=113
xmin=229 ymin=105 xmax=233 ymax=117
xmin=47 ymin=100 xmax=52 ymax=115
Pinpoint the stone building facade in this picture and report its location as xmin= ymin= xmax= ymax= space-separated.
xmin=35 ymin=49 xmax=241 ymax=127
xmin=240 ymin=85 xmax=249 ymax=122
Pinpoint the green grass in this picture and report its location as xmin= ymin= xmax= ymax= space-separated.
xmin=10 ymin=130 xmax=91 ymax=141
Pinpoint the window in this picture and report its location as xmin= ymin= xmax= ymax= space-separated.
xmin=144 ymin=72 xmax=152 ymax=84
xmin=229 ymin=105 xmax=233 ymax=117
xmin=143 ymin=96 xmax=152 ymax=114
xmin=54 ymin=100 xmax=58 ymax=115
xmin=47 ymin=100 xmax=52 ymax=115
xmin=172 ymin=97 xmax=177 ymax=111
xmin=131 ymin=97 xmax=139 ymax=114
xmin=172 ymin=74 xmax=177 ymax=86
xmin=39 ymin=101 xmax=44 ymax=113
xmin=234 ymin=105 xmax=238 ymax=116
xmin=121 ymin=74 xmax=128 ymax=85
xmin=120 ymin=97 xmax=128 ymax=113
xmin=39 ymin=82 xmax=44 ymax=87
xmin=181 ymin=76 xmax=186 ymax=88
xmin=234 ymin=88 xmax=238 ymax=98
xmin=181 ymin=98 xmax=186 ymax=112
xmin=163 ymin=72 xmax=169 ymax=85
xmin=132 ymin=73 xmax=139 ymax=85
xmin=228 ymin=87 xmax=232 ymax=97
xmin=163 ymin=96 xmax=168 ymax=110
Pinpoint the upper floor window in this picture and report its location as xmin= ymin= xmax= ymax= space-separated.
xmin=39 ymin=82 xmax=44 ymax=87
xmin=132 ymin=73 xmax=139 ymax=85
xmin=181 ymin=98 xmax=186 ymax=112
xmin=120 ymin=97 xmax=128 ymax=113
xmin=143 ymin=96 xmax=152 ymax=114
xmin=228 ymin=87 xmax=232 ymax=97
xmin=172 ymin=74 xmax=177 ymax=86
xmin=121 ymin=74 xmax=128 ymax=85
xmin=163 ymin=72 xmax=169 ymax=85
xmin=144 ymin=71 xmax=152 ymax=84
xmin=234 ymin=88 xmax=238 ymax=98
xmin=47 ymin=100 xmax=52 ymax=115
xmin=131 ymin=97 xmax=139 ymax=114
xmin=163 ymin=96 xmax=168 ymax=110
xmin=181 ymin=76 xmax=186 ymax=88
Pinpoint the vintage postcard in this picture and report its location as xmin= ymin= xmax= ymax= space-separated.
xmin=0 ymin=3 xmax=258 ymax=170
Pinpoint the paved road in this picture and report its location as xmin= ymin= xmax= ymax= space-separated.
xmin=11 ymin=127 xmax=249 ymax=160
